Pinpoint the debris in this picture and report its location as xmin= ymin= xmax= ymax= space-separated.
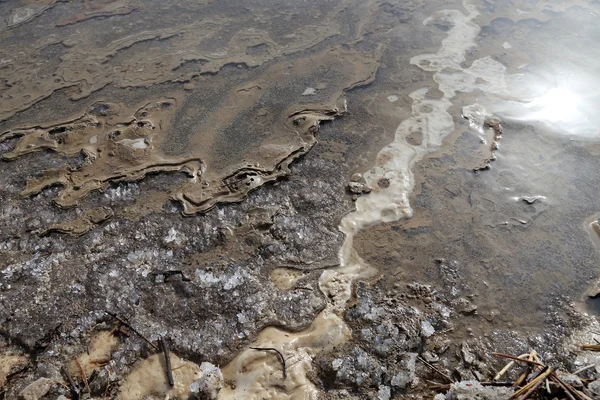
xmin=152 ymin=270 xmax=192 ymax=282
xmin=473 ymin=118 xmax=503 ymax=172
xmin=249 ymin=347 xmax=287 ymax=379
xmin=160 ymin=336 xmax=175 ymax=387
xmin=106 ymin=311 xmax=158 ymax=350
xmin=418 ymin=356 xmax=454 ymax=384
xmin=61 ymin=366 xmax=80 ymax=400
xmin=520 ymin=196 xmax=544 ymax=204
xmin=18 ymin=377 xmax=53 ymax=400
xmin=190 ymin=362 xmax=224 ymax=400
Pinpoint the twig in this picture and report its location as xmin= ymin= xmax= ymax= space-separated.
xmin=552 ymin=373 xmax=594 ymax=400
xmin=494 ymin=352 xmax=529 ymax=381
xmin=573 ymin=364 xmax=596 ymax=376
xmin=491 ymin=352 xmax=545 ymax=367
xmin=152 ymin=270 xmax=191 ymax=282
xmin=75 ymin=359 xmax=90 ymax=393
xmin=510 ymin=366 xmax=552 ymax=399
xmin=105 ymin=369 xmax=111 ymax=397
xmin=550 ymin=374 xmax=577 ymax=400
xmin=519 ymin=373 xmax=546 ymax=400
xmin=61 ymin=366 xmax=80 ymax=400
xmin=481 ymin=381 xmax=514 ymax=387
xmin=106 ymin=311 xmax=158 ymax=350
xmin=417 ymin=357 xmax=454 ymax=383
xmin=581 ymin=344 xmax=600 ymax=351
xmin=250 ymin=347 xmax=287 ymax=379
xmin=160 ymin=336 xmax=174 ymax=386
xmin=428 ymin=381 xmax=513 ymax=392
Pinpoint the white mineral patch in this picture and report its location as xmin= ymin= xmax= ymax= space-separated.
xmin=10 ymin=7 xmax=35 ymax=25
xmin=387 ymin=94 xmax=399 ymax=102
xmin=503 ymin=41 xmax=512 ymax=49
xmin=118 ymin=138 xmax=148 ymax=149
xmin=164 ymin=227 xmax=186 ymax=245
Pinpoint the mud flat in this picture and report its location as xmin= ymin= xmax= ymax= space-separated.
xmin=1 ymin=0 xmax=600 ymax=399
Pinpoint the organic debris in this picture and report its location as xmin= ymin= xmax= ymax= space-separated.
xmin=430 ymin=350 xmax=597 ymax=399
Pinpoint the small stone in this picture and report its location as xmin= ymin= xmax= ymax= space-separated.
xmin=461 ymin=343 xmax=476 ymax=366
xmin=556 ymin=372 xmax=582 ymax=388
xmin=190 ymin=362 xmax=224 ymax=400
xmin=348 ymin=181 xmax=372 ymax=195
xmin=378 ymin=385 xmax=391 ymax=400
xmin=588 ymin=379 xmax=600 ymax=396
xmin=422 ymin=351 xmax=439 ymax=363
xmin=350 ymin=173 xmax=363 ymax=182
xmin=378 ymin=177 xmax=390 ymax=188
xmin=19 ymin=378 xmax=52 ymax=400
xmin=420 ymin=320 xmax=435 ymax=338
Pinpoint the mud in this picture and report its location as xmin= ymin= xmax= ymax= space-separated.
xmin=1 ymin=0 xmax=600 ymax=399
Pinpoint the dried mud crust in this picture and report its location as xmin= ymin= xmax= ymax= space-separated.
xmin=0 ymin=149 xmax=353 ymax=398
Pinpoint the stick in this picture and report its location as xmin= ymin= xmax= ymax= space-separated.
xmin=491 ymin=353 xmax=545 ymax=367
xmin=519 ymin=374 xmax=546 ymax=400
xmin=61 ymin=366 xmax=80 ymax=400
xmin=514 ymin=352 xmax=536 ymax=387
xmin=494 ymin=353 xmax=530 ymax=381
xmin=160 ymin=337 xmax=174 ymax=386
xmin=549 ymin=374 xmax=578 ymax=400
xmin=106 ymin=311 xmax=158 ymax=350
xmin=573 ymin=364 xmax=596 ymax=376
xmin=417 ymin=357 xmax=454 ymax=383
xmin=75 ymin=359 xmax=90 ymax=393
xmin=428 ymin=381 xmax=513 ymax=392
xmin=510 ymin=367 xmax=552 ymax=399
xmin=250 ymin=347 xmax=287 ymax=379
xmin=552 ymin=373 xmax=594 ymax=400
xmin=581 ymin=344 xmax=600 ymax=351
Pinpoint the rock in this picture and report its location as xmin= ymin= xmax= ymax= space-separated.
xmin=348 ymin=181 xmax=372 ymax=195
xmin=421 ymin=320 xmax=435 ymax=338
xmin=460 ymin=343 xmax=476 ymax=366
xmin=422 ymin=351 xmax=439 ymax=363
xmin=447 ymin=380 xmax=513 ymax=399
xmin=391 ymin=353 xmax=418 ymax=389
xmin=377 ymin=385 xmax=391 ymax=400
xmin=588 ymin=379 xmax=600 ymax=396
xmin=556 ymin=371 xmax=583 ymax=389
xmin=350 ymin=173 xmax=363 ymax=182
xmin=190 ymin=362 xmax=224 ymax=400
xmin=18 ymin=378 xmax=52 ymax=400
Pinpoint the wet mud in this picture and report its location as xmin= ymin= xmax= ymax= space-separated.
xmin=1 ymin=0 xmax=600 ymax=399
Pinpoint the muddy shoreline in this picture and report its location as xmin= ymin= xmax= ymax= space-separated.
xmin=2 ymin=0 xmax=600 ymax=399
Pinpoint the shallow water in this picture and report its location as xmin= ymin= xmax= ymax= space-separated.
xmin=1 ymin=0 xmax=600 ymax=398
